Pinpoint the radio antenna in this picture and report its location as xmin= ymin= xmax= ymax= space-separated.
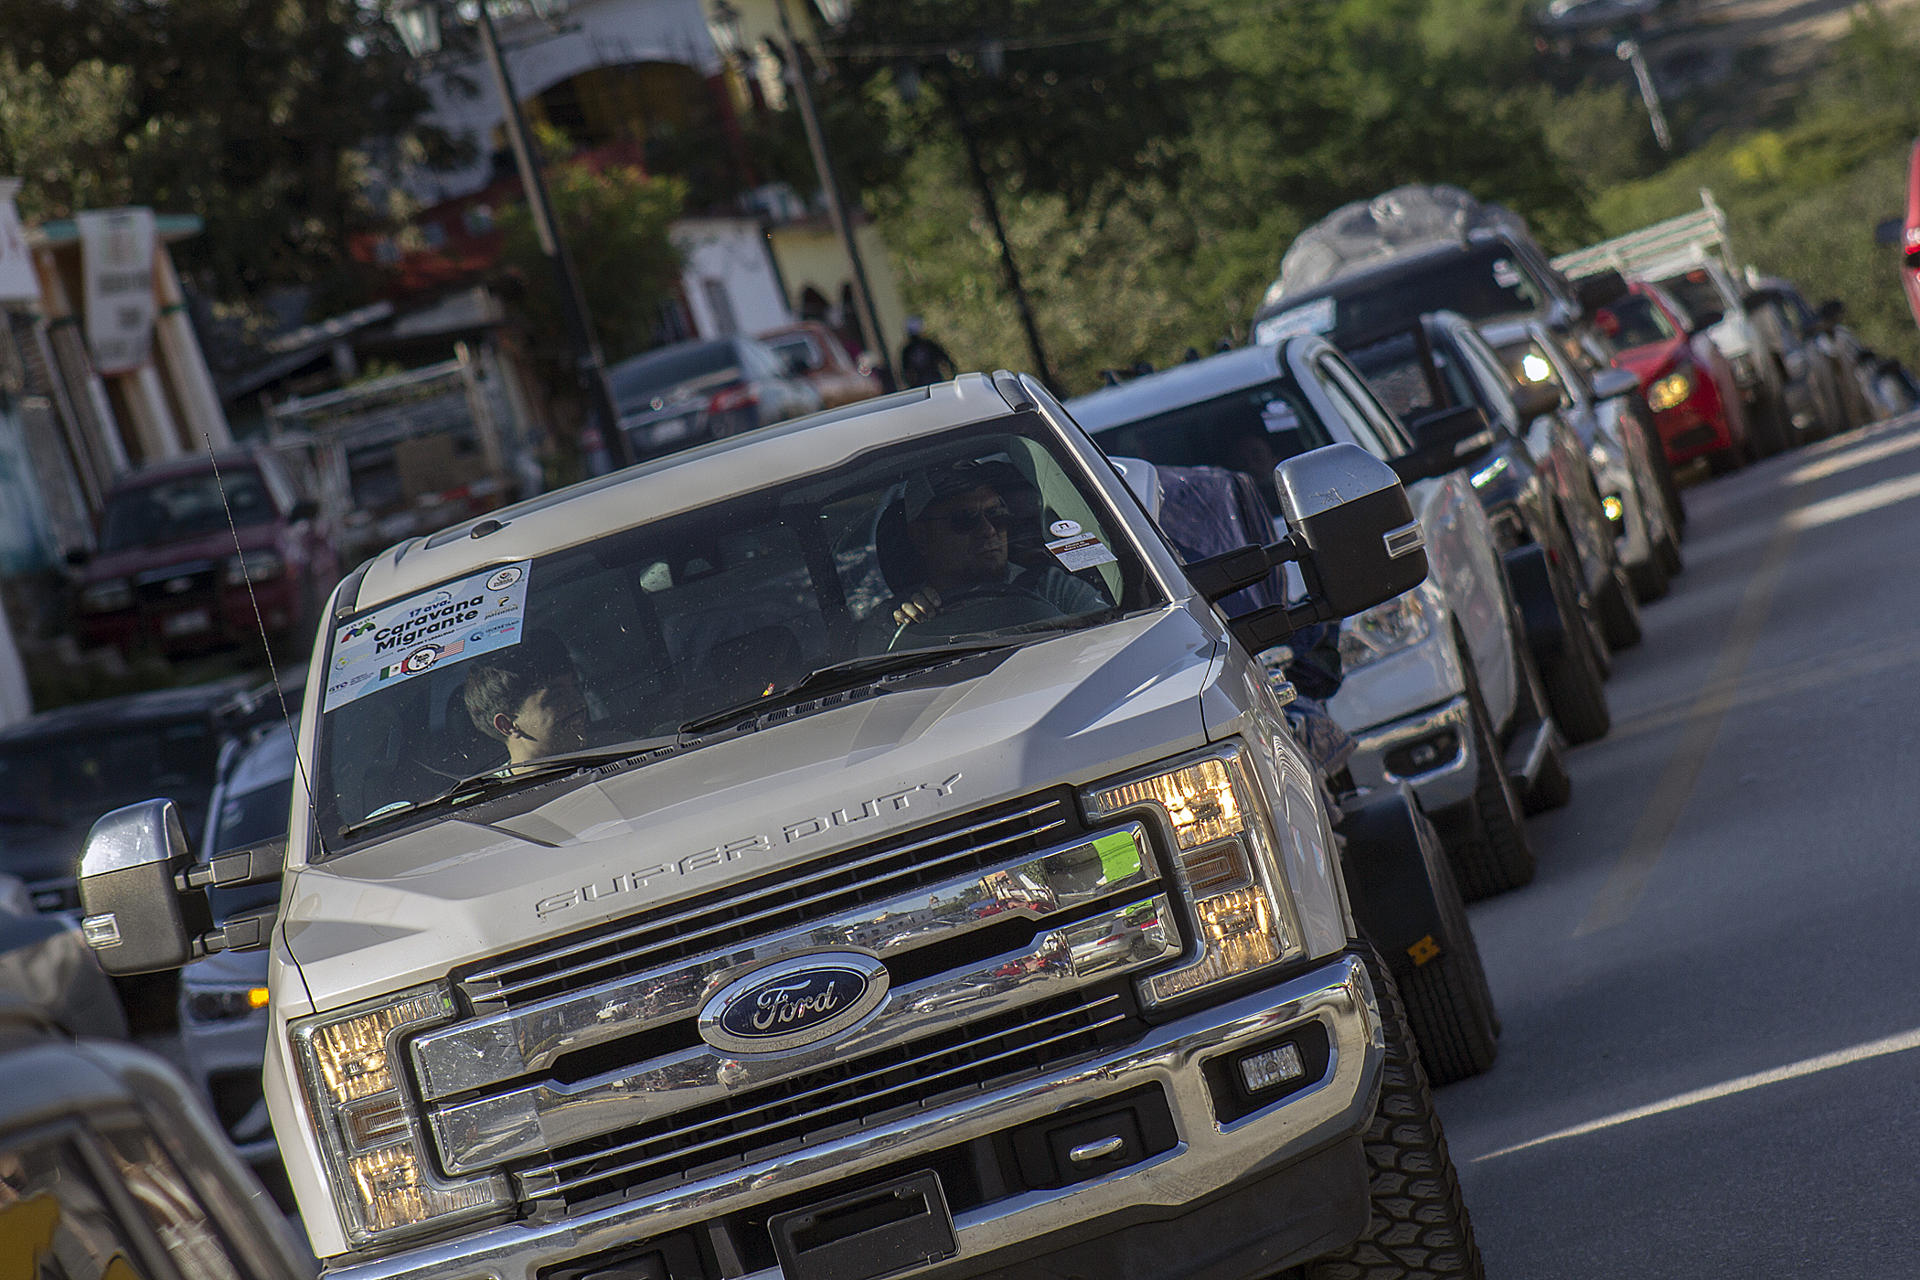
xmin=206 ymin=440 xmax=317 ymax=825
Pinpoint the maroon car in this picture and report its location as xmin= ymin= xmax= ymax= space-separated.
xmin=73 ymin=448 xmax=341 ymax=657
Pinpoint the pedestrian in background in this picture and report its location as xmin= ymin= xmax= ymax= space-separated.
xmin=899 ymin=316 xmax=956 ymax=388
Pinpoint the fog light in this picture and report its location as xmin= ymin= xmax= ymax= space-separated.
xmin=1385 ymin=729 xmax=1460 ymax=778
xmin=1238 ymin=1042 xmax=1306 ymax=1094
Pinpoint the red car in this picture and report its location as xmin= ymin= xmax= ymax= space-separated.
xmin=757 ymin=321 xmax=883 ymax=409
xmin=72 ymin=447 xmax=341 ymax=658
xmin=1596 ymin=281 xmax=1752 ymax=473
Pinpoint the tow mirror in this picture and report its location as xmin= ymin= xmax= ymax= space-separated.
xmin=1513 ymin=379 xmax=1564 ymax=425
xmin=78 ymin=799 xmax=284 ymax=975
xmin=1392 ymin=404 xmax=1495 ymax=484
xmin=1193 ymin=444 xmax=1427 ymax=653
xmin=1816 ymin=299 xmax=1845 ymax=331
xmin=1590 ymin=368 xmax=1640 ymax=401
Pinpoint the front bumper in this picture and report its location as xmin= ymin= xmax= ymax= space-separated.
xmin=325 ymin=955 xmax=1385 ymax=1280
xmin=1344 ymin=697 xmax=1477 ymax=820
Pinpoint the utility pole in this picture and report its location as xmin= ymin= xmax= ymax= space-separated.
xmin=944 ymin=79 xmax=1057 ymax=393
xmin=468 ymin=1 xmax=633 ymax=470
xmin=776 ymin=0 xmax=898 ymax=389
xmin=1616 ymin=39 xmax=1673 ymax=153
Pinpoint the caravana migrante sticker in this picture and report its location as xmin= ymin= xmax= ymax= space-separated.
xmin=323 ymin=560 xmax=531 ymax=711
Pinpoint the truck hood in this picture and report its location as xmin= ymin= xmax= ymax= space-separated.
xmin=1611 ymin=339 xmax=1686 ymax=382
xmin=84 ymin=523 xmax=279 ymax=585
xmin=282 ymin=606 xmax=1226 ymax=1010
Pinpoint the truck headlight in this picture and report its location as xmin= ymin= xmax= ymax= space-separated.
xmin=79 ymin=578 xmax=133 ymax=613
xmin=291 ymin=985 xmax=510 ymax=1248
xmin=1083 ymin=746 xmax=1301 ymax=1006
xmin=1336 ymin=591 xmax=1431 ymax=671
xmin=1646 ymin=370 xmax=1693 ymax=412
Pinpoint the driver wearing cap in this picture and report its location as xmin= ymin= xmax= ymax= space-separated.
xmin=890 ymin=460 xmax=1108 ymax=630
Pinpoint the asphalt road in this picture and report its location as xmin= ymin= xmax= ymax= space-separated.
xmin=1437 ymin=413 xmax=1920 ymax=1276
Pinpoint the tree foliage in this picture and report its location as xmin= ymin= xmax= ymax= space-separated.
xmin=493 ymin=149 xmax=686 ymax=366
xmin=0 ymin=0 xmax=435 ymax=307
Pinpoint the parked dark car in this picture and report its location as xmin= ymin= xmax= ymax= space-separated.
xmin=1743 ymin=277 xmax=1876 ymax=439
xmin=72 ymin=447 xmax=340 ymax=659
xmin=609 ymin=335 xmax=824 ymax=461
xmin=0 ymin=995 xmax=312 ymax=1280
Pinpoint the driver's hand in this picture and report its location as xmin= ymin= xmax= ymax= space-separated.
xmin=892 ymin=587 xmax=942 ymax=627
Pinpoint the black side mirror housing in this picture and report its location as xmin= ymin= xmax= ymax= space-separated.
xmin=1817 ymin=299 xmax=1845 ymax=330
xmin=1512 ymin=379 xmax=1565 ymax=425
xmin=1392 ymin=404 xmax=1496 ymax=484
xmin=64 ymin=548 xmax=90 ymax=568
xmin=288 ymin=498 xmax=320 ymax=522
xmin=1210 ymin=445 xmax=1429 ymax=652
xmin=77 ymin=800 xmax=285 ymax=975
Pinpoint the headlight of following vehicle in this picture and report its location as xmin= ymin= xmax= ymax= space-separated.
xmin=291 ymin=985 xmax=509 ymax=1248
xmin=1646 ymin=370 xmax=1693 ymax=412
xmin=1083 ymin=746 xmax=1302 ymax=1006
xmin=224 ymin=550 xmax=285 ymax=586
xmin=185 ymin=983 xmax=270 ymax=1023
xmin=1336 ymin=591 xmax=1432 ymax=671
xmin=79 ymin=578 xmax=133 ymax=613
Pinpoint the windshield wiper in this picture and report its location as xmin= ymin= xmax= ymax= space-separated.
xmin=678 ymin=640 xmax=1018 ymax=737
xmin=338 ymin=733 xmax=684 ymax=839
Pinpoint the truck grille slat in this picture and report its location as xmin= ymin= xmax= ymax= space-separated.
xmin=518 ymin=989 xmax=1129 ymax=1204
xmin=460 ymin=799 xmax=1071 ymax=1013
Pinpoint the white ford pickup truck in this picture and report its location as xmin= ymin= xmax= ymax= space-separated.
xmin=76 ymin=373 xmax=1482 ymax=1280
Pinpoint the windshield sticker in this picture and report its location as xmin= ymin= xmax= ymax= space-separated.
xmin=1254 ymin=296 xmax=1335 ymax=346
xmin=1049 ymin=518 xmax=1082 ymax=539
xmin=323 ymin=560 xmax=531 ymax=711
xmin=1262 ymin=399 xmax=1302 ymax=434
xmin=1492 ymin=258 xmax=1523 ymax=289
xmin=1047 ymin=533 xmax=1119 ymax=572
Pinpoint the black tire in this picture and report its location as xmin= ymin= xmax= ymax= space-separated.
xmin=1451 ymin=669 xmax=1536 ymax=901
xmin=1749 ymin=388 xmax=1791 ymax=457
xmin=1396 ymin=810 xmax=1500 ymax=1086
xmin=1626 ymin=535 xmax=1670 ymax=602
xmin=1538 ymin=548 xmax=1611 ymax=744
xmin=1305 ymin=958 xmax=1485 ymax=1280
xmin=1594 ymin=564 xmax=1642 ymax=650
xmin=1522 ymin=737 xmax=1573 ymax=814
xmin=1657 ymin=526 xmax=1683 ymax=579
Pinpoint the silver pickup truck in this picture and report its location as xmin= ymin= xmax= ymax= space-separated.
xmin=75 ymin=373 xmax=1482 ymax=1280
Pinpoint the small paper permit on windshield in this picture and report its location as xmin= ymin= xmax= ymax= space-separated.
xmin=323 ymin=560 xmax=531 ymax=710
xmin=1046 ymin=533 xmax=1118 ymax=572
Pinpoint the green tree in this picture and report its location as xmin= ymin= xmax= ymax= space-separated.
xmin=0 ymin=0 xmax=438 ymax=307
xmin=493 ymin=149 xmax=685 ymax=362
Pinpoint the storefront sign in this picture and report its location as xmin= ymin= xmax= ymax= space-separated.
xmin=76 ymin=207 xmax=157 ymax=374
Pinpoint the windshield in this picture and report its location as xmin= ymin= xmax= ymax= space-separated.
xmin=0 ymin=721 xmax=219 ymax=880
xmin=1091 ymin=376 xmax=1332 ymax=520
xmin=609 ymin=342 xmax=739 ymax=404
xmin=1345 ymin=332 xmax=1481 ymax=420
xmin=1657 ymin=270 xmax=1727 ymax=324
xmin=312 ymin=416 xmax=1156 ymax=845
xmin=98 ymin=468 xmax=275 ymax=552
xmin=1594 ymin=295 xmax=1678 ymax=349
xmin=1257 ymin=244 xmax=1548 ymax=344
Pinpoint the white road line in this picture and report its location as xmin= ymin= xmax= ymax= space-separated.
xmin=1788 ymin=423 xmax=1920 ymax=486
xmin=1790 ymin=468 xmax=1920 ymax=531
xmin=1473 ymin=1025 xmax=1920 ymax=1162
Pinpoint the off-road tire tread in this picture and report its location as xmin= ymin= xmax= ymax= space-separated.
xmin=1399 ymin=830 xmax=1499 ymax=1085
xmin=1595 ymin=567 xmax=1643 ymax=650
xmin=1452 ymin=674 xmax=1536 ymax=901
xmin=1305 ymin=962 xmax=1486 ymax=1280
xmin=1540 ymin=562 xmax=1611 ymax=744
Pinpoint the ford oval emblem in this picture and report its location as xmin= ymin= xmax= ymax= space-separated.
xmin=698 ymin=950 xmax=890 ymax=1055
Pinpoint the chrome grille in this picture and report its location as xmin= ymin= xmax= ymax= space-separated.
xmin=513 ymin=985 xmax=1135 ymax=1207
xmin=456 ymin=795 xmax=1074 ymax=1014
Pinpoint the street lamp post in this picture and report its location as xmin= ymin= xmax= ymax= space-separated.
xmin=717 ymin=0 xmax=897 ymax=389
xmin=389 ymin=0 xmax=634 ymax=472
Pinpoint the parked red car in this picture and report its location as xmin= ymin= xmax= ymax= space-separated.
xmin=1596 ymin=281 xmax=1752 ymax=473
xmin=72 ymin=447 xmax=341 ymax=658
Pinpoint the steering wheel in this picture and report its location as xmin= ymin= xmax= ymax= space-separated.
xmin=887 ymin=581 xmax=1064 ymax=650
